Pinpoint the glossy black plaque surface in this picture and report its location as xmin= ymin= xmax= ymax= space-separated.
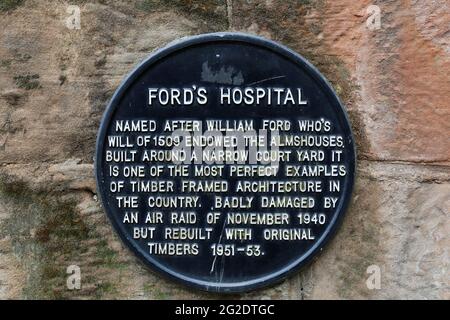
xmin=95 ymin=33 xmax=356 ymax=293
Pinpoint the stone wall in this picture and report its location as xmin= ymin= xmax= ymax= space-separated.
xmin=0 ymin=0 xmax=448 ymax=299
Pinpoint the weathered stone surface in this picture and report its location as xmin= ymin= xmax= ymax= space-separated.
xmin=0 ymin=0 xmax=448 ymax=299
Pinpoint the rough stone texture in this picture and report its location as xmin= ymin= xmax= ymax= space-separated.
xmin=0 ymin=0 xmax=448 ymax=299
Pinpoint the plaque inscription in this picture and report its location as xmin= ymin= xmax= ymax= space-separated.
xmin=95 ymin=33 xmax=356 ymax=293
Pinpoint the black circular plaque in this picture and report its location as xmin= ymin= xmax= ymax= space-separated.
xmin=95 ymin=33 xmax=356 ymax=293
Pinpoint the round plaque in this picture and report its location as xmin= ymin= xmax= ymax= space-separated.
xmin=95 ymin=33 xmax=356 ymax=293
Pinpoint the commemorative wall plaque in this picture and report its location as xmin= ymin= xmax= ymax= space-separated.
xmin=95 ymin=33 xmax=356 ymax=293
